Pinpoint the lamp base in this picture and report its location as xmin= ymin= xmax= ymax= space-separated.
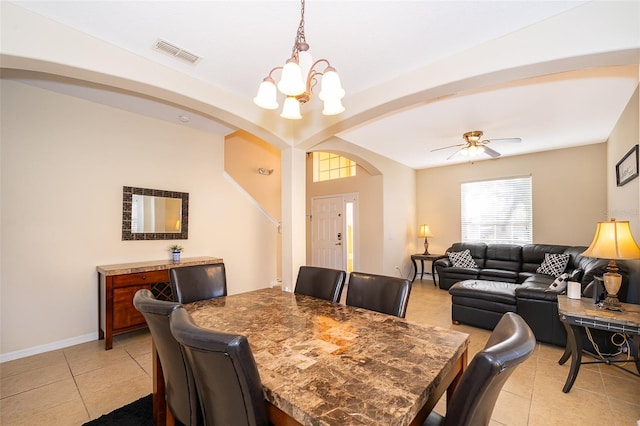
xmin=423 ymin=241 xmax=430 ymax=255
xmin=602 ymin=294 xmax=623 ymax=311
xmin=602 ymin=271 xmax=623 ymax=311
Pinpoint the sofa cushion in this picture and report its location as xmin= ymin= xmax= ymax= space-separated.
xmin=448 ymin=249 xmax=478 ymax=268
xmin=536 ymin=253 xmax=570 ymax=277
xmin=484 ymin=244 xmax=523 ymax=272
xmin=516 ymin=278 xmax=558 ymax=302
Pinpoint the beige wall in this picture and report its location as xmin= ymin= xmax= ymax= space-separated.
xmin=607 ymin=85 xmax=640 ymax=302
xmin=0 ymin=80 xmax=278 ymax=359
xmin=417 ymin=144 xmax=607 ymax=255
xmin=225 ymin=130 xmax=281 ymax=220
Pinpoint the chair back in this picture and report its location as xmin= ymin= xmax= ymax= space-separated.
xmin=294 ymin=266 xmax=347 ymax=303
xmin=170 ymin=263 xmax=227 ymax=304
xmin=444 ymin=312 xmax=536 ymax=426
xmin=170 ymin=306 xmax=269 ymax=426
xmin=132 ymin=289 xmax=201 ymax=426
xmin=345 ymin=272 xmax=412 ymax=318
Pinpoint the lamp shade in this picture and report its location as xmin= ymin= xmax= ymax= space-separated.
xmin=253 ymin=78 xmax=279 ymax=110
xmin=280 ymin=96 xmax=302 ymax=120
xmin=322 ymin=97 xmax=345 ymax=116
xmin=582 ymin=219 xmax=640 ymax=260
xmin=418 ymin=224 xmax=433 ymax=238
xmin=277 ymin=59 xmax=305 ymax=96
xmin=318 ymin=67 xmax=345 ymax=101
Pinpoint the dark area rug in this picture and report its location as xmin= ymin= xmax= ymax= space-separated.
xmin=83 ymin=394 xmax=154 ymax=426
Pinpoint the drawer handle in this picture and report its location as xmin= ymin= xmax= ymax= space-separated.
xmin=142 ymin=275 xmax=147 ymax=280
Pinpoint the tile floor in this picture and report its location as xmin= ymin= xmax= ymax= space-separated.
xmin=1 ymin=279 xmax=639 ymax=425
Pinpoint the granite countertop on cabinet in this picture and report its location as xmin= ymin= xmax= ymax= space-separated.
xmin=96 ymin=256 xmax=223 ymax=275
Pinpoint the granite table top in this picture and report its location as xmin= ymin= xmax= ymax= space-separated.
xmin=186 ymin=287 xmax=470 ymax=426
xmin=96 ymin=256 xmax=222 ymax=276
xmin=558 ymin=295 xmax=640 ymax=334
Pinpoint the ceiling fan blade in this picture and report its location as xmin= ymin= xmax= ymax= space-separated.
xmin=487 ymin=137 xmax=522 ymax=144
xmin=431 ymin=143 xmax=465 ymax=152
xmin=483 ymin=146 xmax=501 ymax=158
xmin=446 ymin=147 xmax=466 ymax=160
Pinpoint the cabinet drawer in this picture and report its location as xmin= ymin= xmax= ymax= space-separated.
xmin=113 ymin=284 xmax=148 ymax=330
xmin=112 ymin=270 xmax=169 ymax=287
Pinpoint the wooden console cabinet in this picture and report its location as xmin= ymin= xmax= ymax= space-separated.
xmin=97 ymin=256 xmax=222 ymax=350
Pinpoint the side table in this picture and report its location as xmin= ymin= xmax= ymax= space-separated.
xmin=557 ymin=295 xmax=640 ymax=393
xmin=410 ymin=253 xmax=445 ymax=286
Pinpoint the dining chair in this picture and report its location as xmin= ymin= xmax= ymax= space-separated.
xmin=294 ymin=266 xmax=347 ymax=303
xmin=423 ymin=312 xmax=536 ymax=426
xmin=132 ymin=289 xmax=202 ymax=426
xmin=345 ymin=271 xmax=412 ymax=318
xmin=170 ymin=263 xmax=227 ymax=304
xmin=169 ymin=306 xmax=269 ymax=426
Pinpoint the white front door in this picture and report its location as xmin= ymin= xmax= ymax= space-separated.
xmin=311 ymin=194 xmax=358 ymax=272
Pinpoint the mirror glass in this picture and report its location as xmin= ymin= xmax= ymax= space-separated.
xmin=122 ymin=186 xmax=189 ymax=240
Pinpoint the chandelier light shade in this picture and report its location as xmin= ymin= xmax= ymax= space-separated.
xmin=581 ymin=218 xmax=640 ymax=310
xmin=253 ymin=0 xmax=345 ymax=119
xmin=418 ymin=224 xmax=433 ymax=255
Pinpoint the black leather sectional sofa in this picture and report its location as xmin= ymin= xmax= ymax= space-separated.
xmin=434 ymin=242 xmax=629 ymax=346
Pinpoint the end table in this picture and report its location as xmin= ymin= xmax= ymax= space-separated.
xmin=557 ymin=295 xmax=640 ymax=393
xmin=410 ymin=253 xmax=445 ymax=286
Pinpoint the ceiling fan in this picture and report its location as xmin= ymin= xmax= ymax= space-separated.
xmin=431 ymin=131 xmax=522 ymax=160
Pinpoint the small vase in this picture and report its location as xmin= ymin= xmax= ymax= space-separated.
xmin=172 ymin=251 xmax=181 ymax=263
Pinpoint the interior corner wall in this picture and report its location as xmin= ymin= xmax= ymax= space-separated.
xmin=607 ymin=84 xmax=640 ymax=303
xmin=417 ymin=143 xmax=607 ymax=255
xmin=0 ymin=80 xmax=277 ymax=358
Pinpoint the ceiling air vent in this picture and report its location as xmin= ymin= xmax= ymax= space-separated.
xmin=154 ymin=39 xmax=201 ymax=64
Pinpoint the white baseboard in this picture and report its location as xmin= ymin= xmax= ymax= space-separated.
xmin=1 ymin=332 xmax=98 ymax=363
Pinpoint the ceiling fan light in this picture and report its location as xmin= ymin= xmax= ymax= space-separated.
xmin=278 ymin=59 xmax=305 ymax=96
xmin=280 ymin=96 xmax=302 ymax=119
xmin=253 ymin=77 xmax=279 ymax=110
xmin=477 ymin=146 xmax=485 ymax=154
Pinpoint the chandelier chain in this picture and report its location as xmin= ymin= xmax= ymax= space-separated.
xmin=291 ymin=0 xmax=307 ymax=59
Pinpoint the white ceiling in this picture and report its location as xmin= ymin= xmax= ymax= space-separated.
xmin=5 ymin=1 xmax=639 ymax=169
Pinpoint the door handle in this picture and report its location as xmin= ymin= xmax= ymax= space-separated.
xmin=335 ymin=242 xmax=342 ymax=246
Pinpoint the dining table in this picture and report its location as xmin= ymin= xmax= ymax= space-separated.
xmin=152 ymin=287 xmax=469 ymax=426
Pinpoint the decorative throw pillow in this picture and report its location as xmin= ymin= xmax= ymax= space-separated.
xmin=536 ymin=253 xmax=570 ymax=277
xmin=448 ymin=249 xmax=478 ymax=269
xmin=546 ymin=272 xmax=569 ymax=293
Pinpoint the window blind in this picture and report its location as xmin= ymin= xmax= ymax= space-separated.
xmin=461 ymin=176 xmax=532 ymax=245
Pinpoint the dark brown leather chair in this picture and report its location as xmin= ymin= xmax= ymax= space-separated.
xmin=169 ymin=306 xmax=269 ymax=426
xmin=132 ymin=289 xmax=201 ymax=426
xmin=345 ymin=272 xmax=412 ymax=318
xmin=170 ymin=263 xmax=227 ymax=304
xmin=423 ymin=312 xmax=536 ymax=426
xmin=294 ymin=266 xmax=347 ymax=303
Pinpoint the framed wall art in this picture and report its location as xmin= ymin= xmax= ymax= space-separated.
xmin=615 ymin=144 xmax=638 ymax=187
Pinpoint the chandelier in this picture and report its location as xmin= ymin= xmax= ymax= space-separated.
xmin=253 ymin=0 xmax=345 ymax=119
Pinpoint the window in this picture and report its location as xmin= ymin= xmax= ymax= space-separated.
xmin=313 ymin=152 xmax=356 ymax=182
xmin=461 ymin=176 xmax=532 ymax=245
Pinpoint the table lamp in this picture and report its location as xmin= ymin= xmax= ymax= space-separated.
xmin=418 ymin=224 xmax=433 ymax=255
xmin=581 ymin=218 xmax=640 ymax=310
